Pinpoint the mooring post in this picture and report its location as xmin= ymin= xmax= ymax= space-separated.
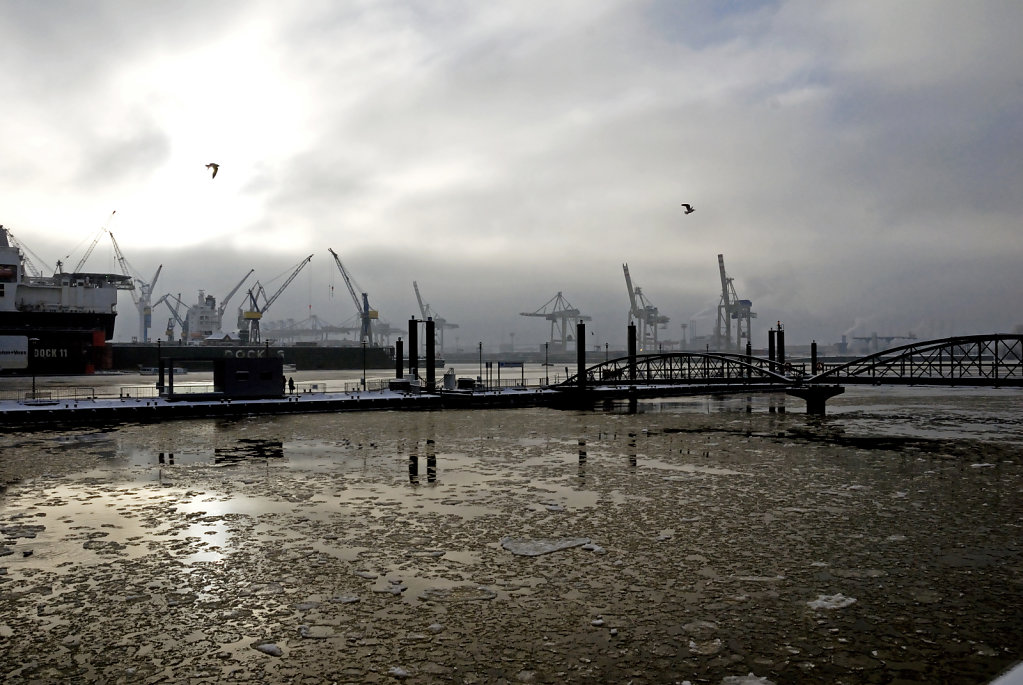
xmin=426 ymin=317 xmax=436 ymax=392
xmin=408 ymin=318 xmax=418 ymax=379
xmin=745 ymin=340 xmax=752 ymax=379
xmin=395 ymin=338 xmax=404 ymax=379
xmin=157 ymin=358 xmax=165 ymax=396
xmin=577 ymin=320 xmax=586 ymax=393
xmin=811 ymin=340 xmax=818 ymax=376
xmin=777 ymin=323 xmax=786 ymax=369
xmin=628 ymin=323 xmax=637 ymax=383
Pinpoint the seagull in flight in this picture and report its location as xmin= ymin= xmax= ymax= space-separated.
xmin=205 ymin=163 xmax=220 ymax=179
xmin=680 ymin=203 xmax=695 ymax=214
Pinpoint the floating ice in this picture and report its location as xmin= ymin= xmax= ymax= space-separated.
xmin=253 ymin=642 xmax=283 ymax=656
xmin=807 ymin=593 xmax=857 ymax=610
xmin=581 ymin=543 xmax=605 ymax=553
xmin=500 ymin=537 xmax=590 ymax=556
xmin=722 ymin=673 xmax=776 ymax=685
xmin=388 ymin=666 xmax=410 ymax=679
xmin=355 ymin=570 xmax=378 ymax=579
xmin=971 ymin=463 xmax=996 ymax=469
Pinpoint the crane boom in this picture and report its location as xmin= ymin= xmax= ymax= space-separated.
xmin=241 ymin=255 xmax=312 ymax=344
xmin=413 ymin=280 xmax=429 ymax=319
xmin=218 ymin=269 xmax=254 ymax=318
xmin=328 ymin=248 xmax=377 ymax=342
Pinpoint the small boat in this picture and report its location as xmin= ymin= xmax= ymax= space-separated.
xmin=283 ymin=363 xmax=297 ymax=372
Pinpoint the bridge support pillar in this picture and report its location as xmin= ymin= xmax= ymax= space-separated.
xmin=577 ymin=321 xmax=586 ymax=392
xmin=786 ymin=385 xmax=845 ymax=415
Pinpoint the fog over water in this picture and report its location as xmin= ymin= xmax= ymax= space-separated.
xmin=3 ymin=2 xmax=1023 ymax=350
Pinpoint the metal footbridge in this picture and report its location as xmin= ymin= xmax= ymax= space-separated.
xmin=555 ymin=334 xmax=1023 ymax=413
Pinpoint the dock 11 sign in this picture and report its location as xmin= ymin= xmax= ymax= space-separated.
xmin=0 ymin=335 xmax=28 ymax=370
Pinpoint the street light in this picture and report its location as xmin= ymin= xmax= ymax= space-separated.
xmin=361 ymin=339 xmax=367 ymax=389
xmin=544 ymin=341 xmax=549 ymax=386
xmin=478 ymin=341 xmax=483 ymax=389
xmin=28 ymin=338 xmax=39 ymax=399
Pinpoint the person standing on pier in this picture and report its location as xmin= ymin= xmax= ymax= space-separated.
xmin=288 ymin=377 xmax=295 ymax=394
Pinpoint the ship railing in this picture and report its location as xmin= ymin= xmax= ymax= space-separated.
xmin=118 ymin=384 xmax=216 ymax=399
xmin=31 ymin=386 xmax=98 ymax=401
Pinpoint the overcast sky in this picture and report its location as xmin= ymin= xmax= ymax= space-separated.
xmin=3 ymin=0 xmax=1021 ymax=351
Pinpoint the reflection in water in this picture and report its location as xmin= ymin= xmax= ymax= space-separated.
xmin=214 ymin=439 xmax=284 ymax=464
xmin=578 ymin=438 xmax=587 ymax=481
xmin=628 ymin=432 xmax=637 ymax=468
xmin=409 ymin=439 xmax=439 ymax=486
xmin=426 ymin=439 xmax=437 ymax=484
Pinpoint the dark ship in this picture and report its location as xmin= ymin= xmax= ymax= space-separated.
xmin=0 ymin=225 xmax=134 ymax=375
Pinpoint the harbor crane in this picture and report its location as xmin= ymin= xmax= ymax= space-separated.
xmin=520 ymin=292 xmax=591 ymax=351
xmin=69 ymin=214 xmax=161 ymax=342
xmin=328 ymin=248 xmax=378 ymax=344
xmin=413 ymin=281 xmax=459 ymax=354
xmin=1 ymin=226 xmax=45 ymax=277
xmin=153 ymin=293 xmax=187 ymax=341
xmin=623 ymin=264 xmax=669 ymax=351
xmin=217 ymin=269 xmax=254 ymax=328
xmin=715 ymin=254 xmax=755 ymax=351
xmin=239 ymin=255 xmax=313 ymax=344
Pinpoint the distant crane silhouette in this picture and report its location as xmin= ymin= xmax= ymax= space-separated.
xmin=205 ymin=163 xmax=219 ymax=179
xmin=680 ymin=203 xmax=695 ymax=214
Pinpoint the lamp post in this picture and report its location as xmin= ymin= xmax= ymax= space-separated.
xmin=544 ymin=341 xmax=549 ymax=386
xmin=28 ymin=338 xmax=39 ymax=399
xmin=478 ymin=341 xmax=483 ymax=388
xmin=605 ymin=342 xmax=608 ymax=363
xmin=361 ymin=339 xmax=367 ymax=389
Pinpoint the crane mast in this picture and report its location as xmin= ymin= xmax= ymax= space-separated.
xmin=622 ymin=264 xmax=668 ymax=351
xmin=412 ymin=281 xmax=458 ymax=354
xmin=328 ymin=248 xmax=377 ymax=343
xmin=714 ymin=254 xmax=755 ymax=351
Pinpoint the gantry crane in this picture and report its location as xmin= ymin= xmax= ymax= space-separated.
xmin=623 ymin=264 xmax=669 ymax=351
xmin=328 ymin=248 xmax=378 ymax=344
xmin=413 ymin=281 xmax=459 ymax=354
xmin=715 ymin=254 xmax=755 ymax=351
xmin=239 ymin=255 xmax=313 ymax=344
xmin=520 ymin=292 xmax=591 ymax=351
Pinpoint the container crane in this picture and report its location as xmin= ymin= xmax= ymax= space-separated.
xmin=714 ymin=254 xmax=755 ymax=351
xmin=239 ymin=255 xmax=313 ymax=344
xmin=623 ymin=264 xmax=669 ymax=351
xmin=328 ymin=248 xmax=378 ymax=344
xmin=413 ymin=281 xmax=459 ymax=354
xmin=520 ymin=291 xmax=590 ymax=351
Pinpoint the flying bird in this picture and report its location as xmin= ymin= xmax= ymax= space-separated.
xmin=205 ymin=163 xmax=219 ymax=179
xmin=680 ymin=203 xmax=695 ymax=214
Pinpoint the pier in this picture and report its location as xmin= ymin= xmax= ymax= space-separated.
xmin=2 ymin=332 xmax=1020 ymax=427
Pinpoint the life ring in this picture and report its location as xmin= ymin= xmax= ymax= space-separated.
xmin=815 ymin=362 xmax=824 ymax=373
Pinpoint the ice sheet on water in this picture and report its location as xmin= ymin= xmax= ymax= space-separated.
xmin=500 ymin=537 xmax=591 ymax=556
xmin=721 ymin=674 xmax=776 ymax=685
xmin=807 ymin=593 xmax=857 ymax=609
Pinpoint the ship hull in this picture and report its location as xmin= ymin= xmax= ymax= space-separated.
xmin=0 ymin=312 xmax=115 ymax=376
xmin=110 ymin=342 xmax=395 ymax=372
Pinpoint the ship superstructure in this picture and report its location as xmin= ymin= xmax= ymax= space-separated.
xmin=0 ymin=225 xmax=134 ymax=374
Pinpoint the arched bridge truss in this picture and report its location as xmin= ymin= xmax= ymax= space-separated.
xmin=558 ymin=352 xmax=791 ymax=389
xmin=558 ymin=334 xmax=1023 ymax=391
xmin=812 ymin=334 xmax=1023 ymax=387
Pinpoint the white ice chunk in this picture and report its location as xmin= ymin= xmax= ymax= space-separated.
xmin=254 ymin=642 xmax=283 ymax=656
xmin=807 ymin=593 xmax=857 ymax=610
